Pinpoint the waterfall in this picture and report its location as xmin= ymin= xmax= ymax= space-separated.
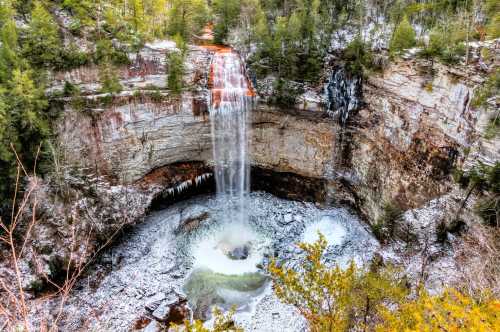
xmin=209 ymin=49 xmax=254 ymax=224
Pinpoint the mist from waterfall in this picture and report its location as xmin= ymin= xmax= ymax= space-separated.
xmin=209 ymin=49 xmax=254 ymax=224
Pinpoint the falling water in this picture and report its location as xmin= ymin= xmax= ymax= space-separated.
xmin=209 ymin=49 xmax=254 ymax=224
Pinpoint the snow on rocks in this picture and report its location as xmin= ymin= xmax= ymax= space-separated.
xmin=50 ymin=192 xmax=378 ymax=331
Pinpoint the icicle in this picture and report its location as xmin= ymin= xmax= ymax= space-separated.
xmin=324 ymin=66 xmax=363 ymax=126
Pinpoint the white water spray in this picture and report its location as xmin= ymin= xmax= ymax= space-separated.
xmin=209 ymin=50 xmax=254 ymax=224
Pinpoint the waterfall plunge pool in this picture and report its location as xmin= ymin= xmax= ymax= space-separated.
xmin=61 ymin=192 xmax=379 ymax=331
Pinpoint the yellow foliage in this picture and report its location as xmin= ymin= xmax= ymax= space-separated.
xmin=376 ymin=288 xmax=500 ymax=332
xmin=269 ymin=233 xmax=407 ymax=332
xmin=269 ymin=233 xmax=499 ymax=332
xmin=171 ymin=307 xmax=243 ymax=332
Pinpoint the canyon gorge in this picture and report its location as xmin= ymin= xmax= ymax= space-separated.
xmin=0 ymin=1 xmax=498 ymax=330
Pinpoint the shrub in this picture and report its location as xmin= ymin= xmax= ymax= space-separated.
xmin=270 ymin=78 xmax=302 ymax=107
xmin=419 ymin=23 xmax=468 ymax=64
xmin=389 ymin=16 xmax=416 ymax=55
xmin=63 ymin=81 xmax=80 ymax=97
xmin=93 ymin=39 xmax=130 ymax=66
xmin=60 ymin=43 xmax=89 ymax=70
xmin=376 ymin=288 xmax=500 ymax=331
xmin=455 ymin=162 xmax=499 ymax=226
xmin=343 ymin=36 xmax=376 ymax=75
xmin=475 ymin=195 xmax=499 ymax=227
xmin=269 ymin=234 xmax=408 ymax=332
xmin=270 ymin=234 xmax=499 ymax=332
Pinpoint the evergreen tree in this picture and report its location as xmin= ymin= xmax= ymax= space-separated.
xmin=23 ymin=1 xmax=63 ymax=68
xmin=269 ymin=234 xmax=408 ymax=331
xmin=99 ymin=62 xmax=123 ymax=94
xmin=484 ymin=0 xmax=500 ymax=38
xmin=0 ymin=69 xmax=49 ymax=202
xmin=0 ymin=18 xmax=23 ymax=83
xmin=167 ymin=0 xmax=209 ymax=41
xmin=212 ymin=0 xmax=241 ymax=44
xmin=167 ymin=50 xmax=185 ymax=95
xmin=167 ymin=36 xmax=186 ymax=95
xmin=389 ymin=16 xmax=416 ymax=55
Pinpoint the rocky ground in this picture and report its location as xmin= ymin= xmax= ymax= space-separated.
xmin=52 ymin=192 xmax=378 ymax=331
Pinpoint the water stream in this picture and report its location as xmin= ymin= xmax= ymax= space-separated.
xmin=183 ymin=48 xmax=261 ymax=320
xmin=209 ymin=48 xmax=254 ymax=224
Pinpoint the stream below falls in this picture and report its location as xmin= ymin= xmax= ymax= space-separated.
xmin=59 ymin=192 xmax=379 ymax=331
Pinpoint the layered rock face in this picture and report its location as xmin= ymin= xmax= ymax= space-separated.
xmin=347 ymin=59 xmax=484 ymax=220
xmin=53 ymin=44 xmax=497 ymax=222
xmin=18 ymin=40 xmax=494 ymax=289
xmin=349 ymin=55 xmax=498 ymax=221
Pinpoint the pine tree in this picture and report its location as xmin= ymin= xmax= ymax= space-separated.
xmin=0 ymin=18 xmax=23 ymax=83
xmin=389 ymin=16 xmax=416 ymax=55
xmin=99 ymin=62 xmax=123 ymax=94
xmin=166 ymin=35 xmax=187 ymax=95
xmin=23 ymin=1 xmax=63 ymax=68
xmin=212 ymin=0 xmax=241 ymax=44
xmin=167 ymin=0 xmax=209 ymax=41
xmin=485 ymin=0 xmax=500 ymax=38
xmin=0 ymin=68 xmax=49 ymax=201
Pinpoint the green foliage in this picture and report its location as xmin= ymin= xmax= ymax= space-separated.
xmin=472 ymin=69 xmax=499 ymax=108
xmin=455 ymin=162 xmax=500 ymax=226
xmin=484 ymin=0 xmax=500 ymax=38
xmin=0 ymin=13 xmax=50 ymax=205
xmin=389 ymin=16 xmax=416 ymax=55
xmin=63 ymin=81 xmax=80 ymax=97
xmin=0 ymin=18 xmax=24 ymax=83
xmin=22 ymin=1 xmax=63 ymax=68
xmin=271 ymin=78 xmax=302 ymax=107
xmin=60 ymin=42 xmax=90 ymax=70
xmin=455 ymin=162 xmax=500 ymax=193
xmin=166 ymin=35 xmax=187 ymax=95
xmin=418 ymin=24 xmax=467 ymax=64
xmin=472 ymin=69 xmax=499 ymax=139
xmin=99 ymin=63 xmax=122 ymax=94
xmin=167 ymin=50 xmax=185 ymax=95
xmin=93 ymin=39 xmax=129 ymax=66
xmin=343 ymin=36 xmax=376 ymax=75
xmin=212 ymin=0 xmax=241 ymax=44
xmin=372 ymin=202 xmax=404 ymax=242
xmin=476 ymin=195 xmax=499 ymax=227
xmin=246 ymin=0 xmax=354 ymax=86
xmin=167 ymin=0 xmax=209 ymax=41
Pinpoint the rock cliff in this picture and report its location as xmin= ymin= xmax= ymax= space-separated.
xmin=14 ymin=39 xmax=498 ymax=288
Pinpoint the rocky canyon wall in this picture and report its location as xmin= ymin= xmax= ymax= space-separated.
xmin=15 ymin=40 xmax=497 ymax=288
xmin=53 ymin=43 xmax=497 ymax=225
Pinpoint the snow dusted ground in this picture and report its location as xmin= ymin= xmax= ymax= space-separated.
xmin=55 ymin=192 xmax=379 ymax=331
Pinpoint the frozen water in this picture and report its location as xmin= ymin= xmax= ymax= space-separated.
xmin=303 ymin=215 xmax=347 ymax=246
xmin=55 ymin=192 xmax=378 ymax=331
xmin=190 ymin=222 xmax=270 ymax=275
